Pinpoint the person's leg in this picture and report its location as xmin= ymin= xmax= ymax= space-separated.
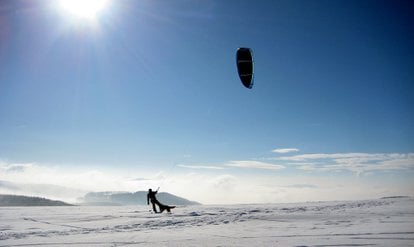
xmin=151 ymin=202 xmax=158 ymax=213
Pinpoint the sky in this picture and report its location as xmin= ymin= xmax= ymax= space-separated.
xmin=0 ymin=0 xmax=413 ymax=204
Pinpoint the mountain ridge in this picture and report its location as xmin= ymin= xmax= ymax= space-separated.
xmin=0 ymin=194 xmax=73 ymax=207
xmin=82 ymin=191 xmax=201 ymax=206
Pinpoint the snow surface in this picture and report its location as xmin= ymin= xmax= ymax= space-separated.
xmin=1 ymin=197 xmax=413 ymax=246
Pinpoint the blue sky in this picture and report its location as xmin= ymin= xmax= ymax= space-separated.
xmin=0 ymin=0 xmax=413 ymax=204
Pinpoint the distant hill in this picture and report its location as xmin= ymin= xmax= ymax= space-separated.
xmin=0 ymin=194 xmax=73 ymax=207
xmin=82 ymin=191 xmax=201 ymax=206
xmin=0 ymin=180 xmax=87 ymax=202
xmin=380 ymin=196 xmax=410 ymax=200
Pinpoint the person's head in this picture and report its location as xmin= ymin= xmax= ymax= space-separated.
xmin=148 ymin=189 xmax=152 ymax=192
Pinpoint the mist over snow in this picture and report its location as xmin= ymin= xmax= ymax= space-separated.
xmin=1 ymin=152 xmax=413 ymax=205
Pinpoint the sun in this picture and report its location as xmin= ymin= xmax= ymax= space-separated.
xmin=59 ymin=0 xmax=109 ymax=19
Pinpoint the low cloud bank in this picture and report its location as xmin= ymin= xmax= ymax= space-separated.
xmin=1 ymin=152 xmax=413 ymax=204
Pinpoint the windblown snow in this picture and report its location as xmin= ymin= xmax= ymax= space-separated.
xmin=1 ymin=197 xmax=413 ymax=246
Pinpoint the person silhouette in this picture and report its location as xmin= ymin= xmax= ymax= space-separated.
xmin=147 ymin=188 xmax=176 ymax=213
xmin=147 ymin=188 xmax=160 ymax=213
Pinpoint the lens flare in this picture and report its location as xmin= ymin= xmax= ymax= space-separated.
xmin=60 ymin=0 xmax=109 ymax=19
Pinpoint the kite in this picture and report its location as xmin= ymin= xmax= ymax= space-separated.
xmin=236 ymin=47 xmax=254 ymax=89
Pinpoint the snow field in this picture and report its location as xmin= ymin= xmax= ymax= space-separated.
xmin=1 ymin=197 xmax=413 ymax=246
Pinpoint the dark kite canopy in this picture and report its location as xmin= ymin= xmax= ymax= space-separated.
xmin=236 ymin=47 xmax=254 ymax=89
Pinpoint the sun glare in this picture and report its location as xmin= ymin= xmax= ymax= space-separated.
xmin=60 ymin=0 xmax=109 ymax=19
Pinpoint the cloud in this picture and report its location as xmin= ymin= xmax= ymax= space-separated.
xmin=1 ymin=152 xmax=413 ymax=205
xmin=276 ymin=153 xmax=414 ymax=175
xmin=210 ymin=175 xmax=237 ymax=190
xmin=278 ymin=153 xmax=384 ymax=161
xmin=0 ymin=163 xmax=33 ymax=173
xmin=282 ymin=184 xmax=318 ymax=189
xmin=226 ymin=161 xmax=285 ymax=171
xmin=177 ymin=164 xmax=225 ymax=170
xmin=272 ymin=148 xmax=299 ymax=154
xmin=0 ymin=162 xmax=162 ymax=202
xmin=297 ymin=164 xmax=316 ymax=171
xmin=0 ymin=180 xmax=20 ymax=190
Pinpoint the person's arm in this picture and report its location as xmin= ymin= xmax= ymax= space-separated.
xmin=147 ymin=193 xmax=149 ymax=205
